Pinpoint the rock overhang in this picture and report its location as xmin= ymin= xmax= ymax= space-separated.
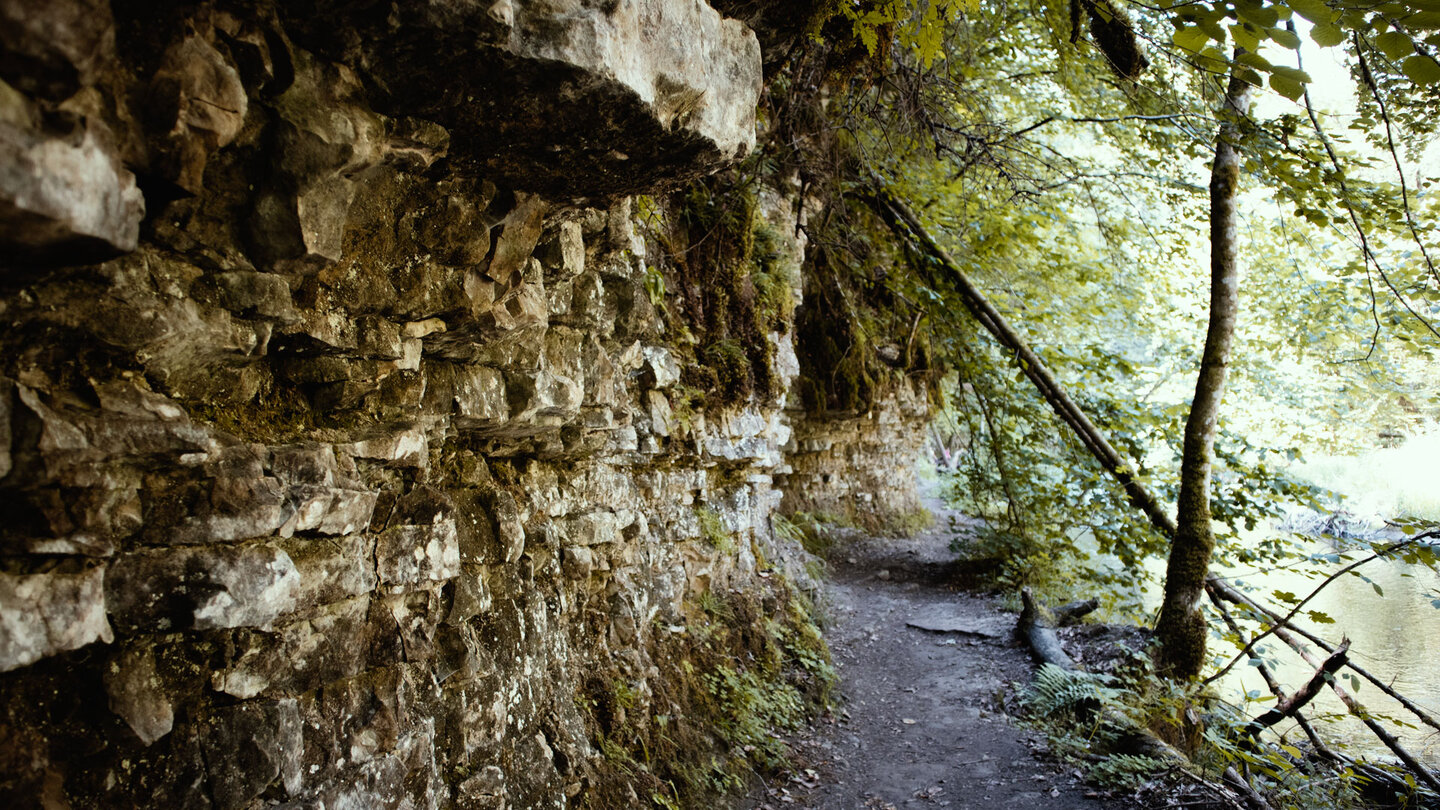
xmin=281 ymin=0 xmax=762 ymax=201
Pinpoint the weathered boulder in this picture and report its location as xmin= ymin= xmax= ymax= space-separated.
xmin=147 ymin=32 xmax=248 ymax=194
xmin=0 ymin=566 xmax=113 ymax=671
xmin=0 ymin=0 xmax=115 ymax=101
xmin=105 ymin=544 xmax=303 ymax=633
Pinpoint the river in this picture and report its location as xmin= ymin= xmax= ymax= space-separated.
xmin=1129 ymin=531 xmax=1440 ymax=764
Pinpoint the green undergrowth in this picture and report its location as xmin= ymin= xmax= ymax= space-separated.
xmin=576 ymin=574 xmax=836 ymax=809
xmin=696 ymin=506 xmax=735 ymax=552
xmin=1020 ymin=656 xmax=1413 ymax=809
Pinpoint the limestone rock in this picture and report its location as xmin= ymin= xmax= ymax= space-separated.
xmin=106 ymin=544 xmax=303 ymax=633
xmin=104 ymin=641 xmax=175 ymax=744
xmin=376 ymin=522 xmax=462 ymax=587
xmin=281 ymin=535 xmax=377 ymax=610
xmin=201 ymin=698 xmax=304 ymax=809
xmin=0 ymin=114 xmax=145 ymax=263
xmin=484 ymin=194 xmax=548 ymax=291
xmin=250 ymin=52 xmax=385 ymax=268
xmin=639 ymin=345 xmax=681 ymax=390
xmin=213 ymin=272 xmax=299 ymax=322
xmin=339 ymin=424 xmax=428 ymax=468
xmin=283 ymin=0 xmax=762 ymax=198
xmin=212 ymin=597 xmax=371 ymax=699
xmin=425 ymin=362 xmax=509 ymax=428
xmin=280 ymin=485 xmax=378 ymax=536
xmin=147 ymin=33 xmax=248 ymax=193
xmin=0 ymin=566 xmax=113 ymax=672
xmin=491 ymin=491 xmax=525 ymax=564
xmin=0 ymin=0 xmax=115 ymax=101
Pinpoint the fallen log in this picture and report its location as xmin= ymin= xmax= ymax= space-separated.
xmin=1018 ymin=588 xmax=1077 ymax=670
xmin=1053 ymin=598 xmax=1100 ymax=626
xmin=864 ymin=185 xmax=1179 ymax=541
xmin=1017 ymin=588 xmax=1188 ymax=765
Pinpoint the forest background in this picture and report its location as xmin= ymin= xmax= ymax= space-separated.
xmin=754 ymin=0 xmax=1440 ymax=803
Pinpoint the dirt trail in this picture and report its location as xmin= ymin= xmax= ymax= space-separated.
xmin=745 ymin=505 xmax=1125 ymax=810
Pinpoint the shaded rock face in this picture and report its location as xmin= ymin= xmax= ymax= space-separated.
xmin=781 ymin=381 xmax=931 ymax=528
xmin=0 ymin=1 xmax=918 ymax=807
xmin=279 ymin=0 xmax=761 ymax=201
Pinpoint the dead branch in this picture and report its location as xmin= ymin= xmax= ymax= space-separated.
xmin=1244 ymin=640 xmax=1349 ymax=737
xmin=1204 ymin=531 xmax=1440 ymax=687
xmin=1207 ymin=575 xmax=1440 ymax=735
xmin=1019 ymin=587 xmax=1078 ymax=670
xmin=1206 ymin=587 xmax=1334 ymax=756
xmin=1223 ymin=766 xmax=1277 ymax=810
xmin=1206 ymin=580 xmax=1440 ymax=795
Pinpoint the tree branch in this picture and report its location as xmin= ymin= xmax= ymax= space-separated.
xmin=1243 ymin=639 xmax=1349 ymax=737
xmin=861 ymin=181 xmax=1179 ymax=541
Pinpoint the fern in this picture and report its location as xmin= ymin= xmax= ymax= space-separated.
xmin=1023 ymin=664 xmax=1121 ymax=720
xmin=1086 ymin=753 xmax=1164 ymax=789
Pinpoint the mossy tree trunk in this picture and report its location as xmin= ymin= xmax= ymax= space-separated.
xmin=1154 ymin=64 xmax=1253 ymax=680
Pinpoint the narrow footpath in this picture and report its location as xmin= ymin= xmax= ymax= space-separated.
xmin=746 ymin=505 xmax=1127 ymax=810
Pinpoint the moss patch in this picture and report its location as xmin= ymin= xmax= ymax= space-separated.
xmin=575 ymin=575 xmax=835 ymax=809
xmin=652 ymin=173 xmax=796 ymax=410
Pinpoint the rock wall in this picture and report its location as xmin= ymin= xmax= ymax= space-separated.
xmin=781 ymin=381 xmax=931 ymax=529
xmin=0 ymin=1 xmax=863 ymax=808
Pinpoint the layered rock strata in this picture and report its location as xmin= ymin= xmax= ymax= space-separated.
xmin=781 ymin=380 xmax=931 ymax=527
xmin=0 ymin=1 xmax=921 ymax=807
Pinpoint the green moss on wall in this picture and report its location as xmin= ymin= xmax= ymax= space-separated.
xmin=652 ymin=172 xmax=797 ymax=411
xmin=575 ymin=574 xmax=835 ymax=809
xmin=791 ymin=203 xmax=938 ymax=415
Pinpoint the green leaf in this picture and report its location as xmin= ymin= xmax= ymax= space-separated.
xmin=1375 ymin=30 xmax=1415 ymax=58
xmin=1307 ymin=610 xmax=1336 ymax=624
xmin=1236 ymin=0 xmax=1281 ymax=26
xmin=1269 ymin=27 xmax=1303 ymax=48
xmin=1173 ymin=25 xmax=1211 ymax=53
xmin=1238 ymin=50 xmax=1275 ymax=70
xmin=1406 ymin=11 xmax=1440 ymax=28
xmin=1271 ymin=64 xmax=1313 ymax=82
xmin=1373 ymin=582 xmax=1385 ymax=596
xmin=1270 ymin=73 xmax=1305 ymax=99
xmin=1232 ymin=23 xmax=1262 ymax=52
xmin=1311 ymin=22 xmax=1346 ymax=46
xmin=1273 ymin=590 xmax=1299 ymax=603
xmin=1402 ymin=53 xmax=1440 ymax=83
xmin=1288 ymin=0 xmax=1335 ymax=24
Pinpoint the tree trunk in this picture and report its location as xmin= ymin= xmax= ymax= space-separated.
xmin=1153 ymin=65 xmax=1253 ymax=679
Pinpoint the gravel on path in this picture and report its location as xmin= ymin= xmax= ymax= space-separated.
xmin=742 ymin=507 xmax=1129 ymax=810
